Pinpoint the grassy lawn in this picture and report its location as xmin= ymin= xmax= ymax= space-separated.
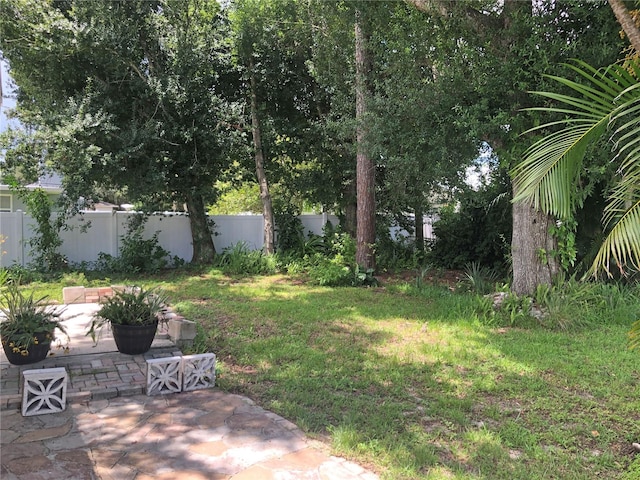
xmin=27 ymin=269 xmax=640 ymax=479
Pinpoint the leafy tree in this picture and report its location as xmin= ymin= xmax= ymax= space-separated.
xmin=0 ymin=0 xmax=241 ymax=263
xmin=368 ymin=3 xmax=478 ymax=253
xmin=229 ymin=0 xmax=334 ymax=254
xmin=407 ymin=0 xmax=624 ymax=294
xmin=303 ymin=2 xmax=354 ymax=234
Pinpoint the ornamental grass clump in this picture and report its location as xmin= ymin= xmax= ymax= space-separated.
xmin=0 ymin=284 xmax=67 ymax=357
xmin=87 ymin=286 xmax=168 ymax=343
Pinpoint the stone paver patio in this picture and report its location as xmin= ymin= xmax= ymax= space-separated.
xmin=1 ymin=303 xmax=380 ymax=479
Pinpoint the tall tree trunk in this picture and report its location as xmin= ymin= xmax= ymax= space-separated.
xmin=355 ymin=9 xmax=376 ymax=270
xmin=608 ymin=0 xmax=640 ymax=52
xmin=511 ymin=187 xmax=559 ymax=295
xmin=504 ymin=0 xmax=560 ymax=295
xmin=249 ymin=58 xmax=275 ymax=254
xmin=186 ymin=191 xmax=216 ymax=264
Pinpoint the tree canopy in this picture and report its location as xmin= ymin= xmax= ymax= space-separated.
xmin=1 ymin=0 xmax=242 ymax=262
xmin=0 ymin=0 xmax=631 ymax=283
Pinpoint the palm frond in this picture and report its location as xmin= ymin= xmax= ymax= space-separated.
xmin=512 ymin=62 xmax=625 ymax=219
xmin=591 ymin=197 xmax=640 ymax=277
xmin=611 ymin=83 xmax=640 ymax=164
xmin=588 ymin=71 xmax=640 ymax=277
xmin=513 ymin=119 xmax=610 ymax=219
xmin=515 ymin=59 xmax=640 ymax=277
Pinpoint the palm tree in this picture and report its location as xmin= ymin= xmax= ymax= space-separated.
xmin=512 ymin=58 xmax=640 ymax=278
xmin=512 ymin=58 xmax=640 ymax=351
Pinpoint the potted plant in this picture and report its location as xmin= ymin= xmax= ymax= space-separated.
xmin=0 ymin=285 xmax=68 ymax=365
xmin=88 ymin=286 xmax=168 ymax=355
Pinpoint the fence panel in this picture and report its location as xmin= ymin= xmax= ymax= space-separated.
xmin=141 ymin=213 xmax=193 ymax=261
xmin=0 ymin=212 xmax=23 ymax=267
xmin=1 ymin=211 xmax=420 ymax=268
xmin=299 ymin=213 xmax=340 ymax=236
xmin=0 ymin=212 xmax=40 ymax=267
xmin=210 ymin=215 xmax=264 ymax=252
xmin=59 ymin=212 xmax=119 ymax=265
xmin=2 ymin=211 xmax=333 ymax=266
xmin=0 ymin=211 xmax=437 ymax=267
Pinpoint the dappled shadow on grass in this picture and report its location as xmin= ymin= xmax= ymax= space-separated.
xmin=168 ymin=278 xmax=477 ymax=476
xmin=168 ymin=273 xmax=639 ymax=479
xmin=484 ymin=326 xmax=640 ymax=469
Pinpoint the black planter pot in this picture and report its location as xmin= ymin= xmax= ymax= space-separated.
xmin=111 ymin=321 xmax=158 ymax=355
xmin=1 ymin=332 xmax=51 ymax=365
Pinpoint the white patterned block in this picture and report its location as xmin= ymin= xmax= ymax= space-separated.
xmin=146 ymin=356 xmax=183 ymax=396
xmin=182 ymin=353 xmax=216 ymax=391
xmin=22 ymin=368 xmax=68 ymax=416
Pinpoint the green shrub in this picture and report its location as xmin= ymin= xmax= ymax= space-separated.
xmin=537 ymin=278 xmax=640 ymax=330
xmin=500 ymin=292 xmax=532 ymax=326
xmin=326 ymin=227 xmax=356 ymax=259
xmin=1 ymin=265 xmax=43 ymax=285
xmin=428 ymin=174 xmax=511 ymax=273
xmin=96 ymin=214 xmax=181 ymax=273
xmin=375 ymin=232 xmax=422 ymax=272
xmin=215 ymin=242 xmax=277 ymax=276
xmin=307 ymin=258 xmax=378 ymax=287
xmin=308 ymin=260 xmax=354 ymax=286
xmin=274 ymin=204 xmax=305 ymax=254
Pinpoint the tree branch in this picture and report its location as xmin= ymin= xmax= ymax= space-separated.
xmin=405 ymin=0 xmax=503 ymax=38
xmin=404 ymin=0 xmax=449 ymax=17
xmin=608 ymin=0 xmax=640 ymax=52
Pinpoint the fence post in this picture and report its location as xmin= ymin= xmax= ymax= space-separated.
xmin=111 ymin=211 xmax=119 ymax=257
xmin=18 ymin=209 xmax=25 ymax=266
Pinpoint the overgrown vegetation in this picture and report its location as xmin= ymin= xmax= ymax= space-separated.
xmin=214 ymin=241 xmax=278 ymax=276
xmin=211 ymin=222 xmax=379 ymax=287
xmin=429 ymin=174 xmax=512 ymax=274
xmin=95 ymin=214 xmax=183 ymax=274
xmin=459 ymin=261 xmax=501 ymax=295
xmin=11 ymin=185 xmax=68 ymax=272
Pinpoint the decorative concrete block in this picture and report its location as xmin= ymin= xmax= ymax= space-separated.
xmin=146 ymin=356 xmax=182 ymax=396
xmin=168 ymin=318 xmax=197 ymax=348
xmin=22 ymin=368 xmax=68 ymax=416
xmin=62 ymin=286 xmax=85 ymax=304
xmin=182 ymin=353 xmax=216 ymax=391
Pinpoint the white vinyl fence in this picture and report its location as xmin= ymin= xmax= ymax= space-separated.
xmin=0 ymin=211 xmax=339 ymax=268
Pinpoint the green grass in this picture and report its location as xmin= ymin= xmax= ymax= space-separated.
xmin=17 ymin=268 xmax=640 ymax=479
